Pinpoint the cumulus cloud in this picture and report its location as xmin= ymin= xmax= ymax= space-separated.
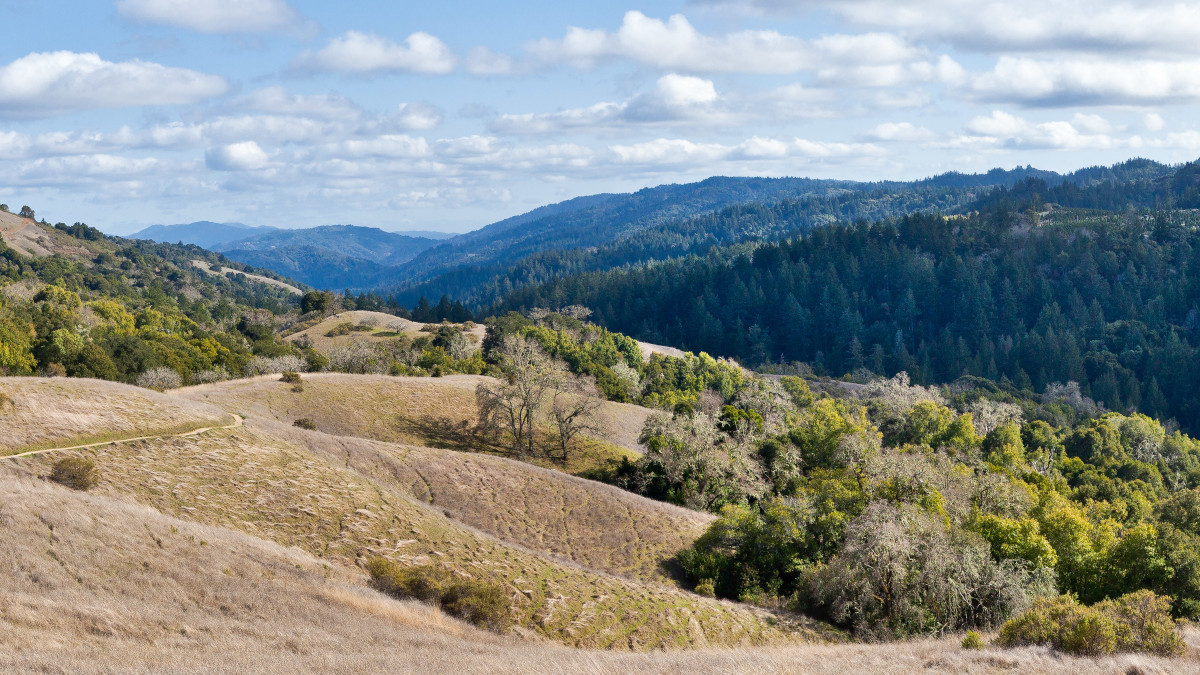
xmin=862 ymin=122 xmax=936 ymax=142
xmin=492 ymin=74 xmax=728 ymax=135
xmin=296 ymin=31 xmax=456 ymax=75
xmin=957 ymin=110 xmax=1124 ymax=150
xmin=116 ymin=0 xmax=300 ymax=33
xmin=967 ymin=57 xmax=1200 ymax=107
xmin=393 ymin=102 xmax=442 ymax=131
xmin=694 ymin=0 xmax=1200 ymax=55
xmin=0 ymin=51 xmax=227 ymax=118
xmin=206 ymin=141 xmax=271 ymax=170
xmin=531 ymin=10 xmax=939 ymax=77
xmin=231 ymin=87 xmax=362 ymax=121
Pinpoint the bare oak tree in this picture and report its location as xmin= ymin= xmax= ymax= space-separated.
xmin=476 ymin=336 xmax=563 ymax=456
xmin=550 ymin=375 xmax=602 ymax=461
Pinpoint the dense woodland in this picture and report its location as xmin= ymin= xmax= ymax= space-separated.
xmin=499 ymin=166 xmax=1200 ymax=437
xmin=477 ymin=311 xmax=1196 ymax=652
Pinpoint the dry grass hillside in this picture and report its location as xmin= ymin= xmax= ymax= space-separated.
xmin=11 ymin=417 xmax=821 ymax=650
xmin=0 ymin=211 xmax=96 ymax=260
xmin=256 ymin=417 xmax=713 ymax=584
xmin=190 ymin=259 xmax=303 ymax=295
xmin=283 ymin=310 xmax=487 ymax=352
xmin=2 ymin=465 xmax=1197 ymax=673
xmin=178 ymin=372 xmax=653 ymax=456
xmin=0 ymin=378 xmax=232 ymax=454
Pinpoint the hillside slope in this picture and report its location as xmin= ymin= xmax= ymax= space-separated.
xmin=4 ymin=450 xmax=1195 ymax=673
xmin=5 ymin=376 xmax=820 ymax=650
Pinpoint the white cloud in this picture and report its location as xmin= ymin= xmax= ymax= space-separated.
xmin=609 ymin=135 xmax=881 ymax=165
xmin=394 ymin=102 xmax=442 ymax=131
xmin=0 ymin=51 xmax=227 ymax=118
xmin=697 ymin=0 xmax=1200 ymax=56
xmin=863 ymin=122 xmax=935 ymax=142
xmin=1143 ymin=112 xmax=1165 ymax=132
xmin=959 ymin=110 xmax=1121 ymax=150
xmin=116 ymin=0 xmax=299 ymax=33
xmin=532 ymin=11 xmax=808 ymax=73
xmin=968 ymin=57 xmax=1200 ymax=107
xmin=231 ymin=87 xmax=362 ymax=121
xmin=297 ymin=31 xmax=456 ymax=75
xmin=492 ymin=74 xmax=729 ymax=135
xmin=655 ymin=73 xmax=719 ymax=106
xmin=206 ymin=141 xmax=271 ymax=170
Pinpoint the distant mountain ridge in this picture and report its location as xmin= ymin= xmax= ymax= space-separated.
xmin=131 ymin=221 xmax=269 ymax=249
xmin=130 ymin=222 xmax=446 ymax=290
xmin=129 ymin=159 xmax=1185 ymax=297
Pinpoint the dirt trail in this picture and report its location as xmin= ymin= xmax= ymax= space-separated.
xmin=1 ymin=414 xmax=243 ymax=459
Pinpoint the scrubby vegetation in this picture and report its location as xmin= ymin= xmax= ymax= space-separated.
xmin=366 ymin=557 xmax=512 ymax=633
xmin=49 ymin=455 xmax=98 ymax=490
xmin=997 ymin=591 xmax=1184 ymax=656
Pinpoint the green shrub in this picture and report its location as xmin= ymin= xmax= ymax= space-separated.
xmin=50 ymin=456 xmax=97 ymax=490
xmin=961 ymin=630 xmax=985 ymax=649
xmin=441 ymin=580 xmax=513 ymax=632
xmin=293 ymin=418 xmax=317 ymax=431
xmin=694 ymin=578 xmax=716 ymax=598
xmin=366 ymin=557 xmax=512 ymax=632
xmin=1101 ymin=590 xmax=1186 ymax=656
xmin=998 ymin=592 xmax=1183 ymax=656
xmin=367 ymin=558 xmax=447 ymax=604
xmin=325 ymin=321 xmax=354 ymax=337
xmin=280 ymin=371 xmax=301 ymax=384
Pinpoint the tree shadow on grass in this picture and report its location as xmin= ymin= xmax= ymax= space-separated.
xmin=393 ymin=415 xmax=493 ymax=453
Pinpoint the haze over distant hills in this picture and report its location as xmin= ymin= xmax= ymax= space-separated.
xmin=130 ymin=222 xmax=452 ymax=290
xmin=127 ymin=160 xmax=1183 ymax=298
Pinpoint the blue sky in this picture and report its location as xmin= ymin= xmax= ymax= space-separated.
xmin=3 ymin=0 xmax=1200 ymax=235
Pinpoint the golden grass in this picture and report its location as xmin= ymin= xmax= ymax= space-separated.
xmin=256 ymin=417 xmax=713 ymax=584
xmin=0 ymin=377 xmax=231 ymax=454
xmin=281 ymin=310 xmax=486 ymax=352
xmin=177 ymin=372 xmax=653 ymax=457
xmin=2 ymin=462 xmax=1196 ymax=672
xmin=15 ymin=422 xmax=819 ymax=650
xmin=189 ymin=259 xmax=303 ymax=295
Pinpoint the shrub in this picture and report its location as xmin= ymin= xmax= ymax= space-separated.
xmin=962 ymin=630 xmax=985 ymax=649
xmin=293 ymin=418 xmax=317 ymax=430
xmin=694 ymin=579 xmax=716 ymax=597
xmin=998 ymin=592 xmax=1183 ymax=656
xmin=366 ymin=557 xmax=512 ymax=632
xmin=280 ymin=371 xmax=302 ymax=384
xmin=42 ymin=362 xmax=66 ymax=378
xmin=50 ymin=456 xmax=97 ymax=490
xmin=291 ymin=383 xmax=304 ymax=393
xmin=441 ymin=580 xmax=513 ymax=632
xmin=0 ymin=392 xmax=12 ymax=413
xmin=325 ymin=321 xmax=354 ymax=337
xmin=136 ymin=366 xmax=182 ymax=391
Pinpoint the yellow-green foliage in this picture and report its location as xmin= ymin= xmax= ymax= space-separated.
xmin=961 ymin=630 xmax=985 ymax=649
xmin=50 ymin=456 xmax=98 ymax=491
xmin=973 ymin=514 xmax=1058 ymax=569
xmin=998 ymin=591 xmax=1184 ymax=656
xmin=366 ymin=557 xmax=513 ymax=632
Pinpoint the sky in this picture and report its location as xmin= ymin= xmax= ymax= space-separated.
xmin=3 ymin=1 xmax=1200 ymax=235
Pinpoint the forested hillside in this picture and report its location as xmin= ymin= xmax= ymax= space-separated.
xmin=0 ymin=212 xmax=305 ymax=384
xmin=385 ymin=167 xmax=1078 ymax=305
xmin=498 ymin=161 xmax=1200 ymax=435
